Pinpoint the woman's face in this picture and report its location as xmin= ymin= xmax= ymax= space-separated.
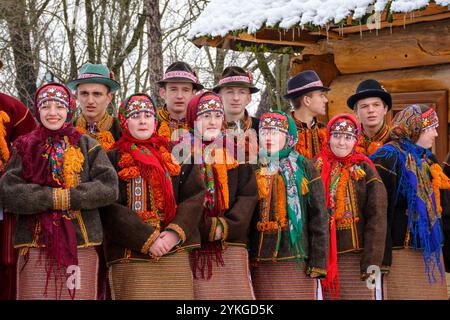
xmin=39 ymin=101 xmax=68 ymax=131
xmin=196 ymin=111 xmax=223 ymax=141
xmin=416 ymin=127 xmax=438 ymax=149
xmin=259 ymin=129 xmax=287 ymax=154
xmin=126 ymin=111 xmax=156 ymax=140
xmin=329 ymin=133 xmax=357 ymax=158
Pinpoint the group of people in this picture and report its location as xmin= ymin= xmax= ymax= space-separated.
xmin=0 ymin=58 xmax=449 ymax=300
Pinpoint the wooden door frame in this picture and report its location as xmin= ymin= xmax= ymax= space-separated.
xmin=390 ymin=90 xmax=448 ymax=162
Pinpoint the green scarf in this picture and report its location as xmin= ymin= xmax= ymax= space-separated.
xmin=259 ymin=110 xmax=307 ymax=259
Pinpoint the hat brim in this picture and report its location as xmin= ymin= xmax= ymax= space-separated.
xmin=347 ymin=90 xmax=392 ymax=111
xmin=67 ymin=77 xmax=121 ymax=93
xmin=157 ymin=78 xmax=204 ymax=91
xmin=212 ymin=82 xmax=260 ymax=94
xmin=283 ymin=86 xmax=330 ymax=100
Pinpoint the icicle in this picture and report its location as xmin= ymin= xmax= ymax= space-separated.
xmin=404 ymin=14 xmax=406 ymax=29
xmin=279 ymin=30 xmax=282 ymax=41
xmin=292 ymin=28 xmax=295 ymax=41
xmin=326 ymin=23 xmax=329 ymax=43
xmin=390 ymin=23 xmax=392 ymax=34
xmin=298 ymin=27 xmax=301 ymax=37
xmin=359 ymin=20 xmax=362 ymax=39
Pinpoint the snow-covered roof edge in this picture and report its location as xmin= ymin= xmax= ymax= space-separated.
xmin=188 ymin=0 xmax=450 ymax=39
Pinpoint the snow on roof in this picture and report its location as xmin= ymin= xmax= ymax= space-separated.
xmin=188 ymin=0 xmax=450 ymax=39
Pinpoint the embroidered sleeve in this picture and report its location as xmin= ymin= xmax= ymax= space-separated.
xmin=165 ymin=223 xmax=186 ymax=245
xmin=53 ymin=188 xmax=70 ymax=211
xmin=141 ymin=230 xmax=160 ymax=254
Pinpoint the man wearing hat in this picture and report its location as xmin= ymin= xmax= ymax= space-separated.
xmin=157 ymin=61 xmax=203 ymax=145
xmin=213 ymin=66 xmax=259 ymax=164
xmin=347 ymin=79 xmax=392 ymax=156
xmin=284 ymin=70 xmax=329 ymax=159
xmin=0 ymin=59 xmax=37 ymax=300
xmin=68 ymin=63 xmax=121 ymax=150
xmin=67 ymin=62 xmax=121 ymax=300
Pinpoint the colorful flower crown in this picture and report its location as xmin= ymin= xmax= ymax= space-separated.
xmin=196 ymin=94 xmax=224 ymax=117
xmin=37 ymin=85 xmax=71 ymax=110
xmin=259 ymin=113 xmax=289 ymax=134
xmin=121 ymin=95 xmax=156 ymax=119
xmin=421 ymin=108 xmax=439 ymax=131
xmin=330 ymin=119 xmax=358 ymax=137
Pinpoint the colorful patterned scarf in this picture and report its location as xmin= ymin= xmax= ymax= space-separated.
xmin=14 ymin=83 xmax=80 ymax=299
xmin=258 ymin=111 xmax=307 ymax=261
xmin=371 ymin=104 xmax=444 ymax=283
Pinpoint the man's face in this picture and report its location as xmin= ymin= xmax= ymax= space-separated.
xmin=303 ymin=90 xmax=328 ymax=116
xmin=76 ymin=83 xmax=112 ymax=122
xmin=159 ymin=82 xmax=196 ymax=116
xmin=355 ymin=97 xmax=388 ymax=130
xmin=219 ymin=87 xmax=251 ymax=117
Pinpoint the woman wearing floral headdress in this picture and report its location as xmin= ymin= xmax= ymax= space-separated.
xmin=0 ymin=82 xmax=118 ymax=299
xmin=184 ymin=91 xmax=258 ymax=300
xmin=370 ymin=104 xmax=450 ymax=299
xmin=249 ymin=110 xmax=329 ymax=300
xmin=315 ymin=113 xmax=387 ymax=300
xmin=101 ymin=93 xmax=205 ymax=300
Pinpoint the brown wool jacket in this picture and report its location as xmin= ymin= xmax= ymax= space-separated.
xmin=100 ymin=149 xmax=206 ymax=265
xmin=0 ymin=135 xmax=118 ymax=248
xmin=249 ymin=158 xmax=329 ymax=275
xmin=334 ymin=160 xmax=388 ymax=274
xmin=198 ymin=163 xmax=259 ymax=248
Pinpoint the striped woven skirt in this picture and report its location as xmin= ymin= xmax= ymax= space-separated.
xmin=16 ymin=247 xmax=98 ymax=300
xmin=109 ymin=251 xmax=194 ymax=300
xmin=383 ymin=248 xmax=448 ymax=300
xmin=191 ymin=246 xmax=255 ymax=300
xmin=324 ymin=252 xmax=376 ymax=300
xmin=251 ymin=260 xmax=317 ymax=300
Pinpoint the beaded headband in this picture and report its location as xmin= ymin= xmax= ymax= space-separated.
xmin=330 ymin=118 xmax=358 ymax=138
xmin=259 ymin=113 xmax=289 ymax=134
xmin=421 ymin=108 xmax=439 ymax=131
xmin=196 ymin=94 xmax=224 ymax=117
xmin=37 ymin=85 xmax=71 ymax=110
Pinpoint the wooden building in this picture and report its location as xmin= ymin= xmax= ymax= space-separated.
xmin=189 ymin=1 xmax=450 ymax=162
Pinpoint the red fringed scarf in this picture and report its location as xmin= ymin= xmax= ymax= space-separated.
xmin=15 ymin=124 xmax=81 ymax=300
xmin=114 ymin=130 xmax=177 ymax=226
xmin=314 ymin=114 xmax=375 ymax=298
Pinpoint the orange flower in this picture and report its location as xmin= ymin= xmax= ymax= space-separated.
xmin=158 ymin=122 xmax=171 ymax=140
xmin=430 ymin=163 xmax=450 ymax=217
xmin=335 ymin=167 xmax=350 ymax=222
xmin=118 ymin=166 xmax=140 ymax=180
xmin=159 ymin=146 xmax=181 ymax=176
xmin=0 ymin=111 xmax=11 ymax=171
xmin=118 ymin=152 xmax=135 ymax=168
xmin=63 ymin=145 xmax=84 ymax=188
xmin=97 ymin=131 xmax=115 ymax=150
xmin=255 ymin=171 xmax=288 ymax=232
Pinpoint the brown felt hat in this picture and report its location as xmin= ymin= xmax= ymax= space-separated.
xmin=158 ymin=61 xmax=204 ymax=91
xmin=213 ymin=66 xmax=259 ymax=94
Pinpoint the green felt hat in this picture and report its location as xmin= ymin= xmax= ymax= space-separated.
xmin=67 ymin=63 xmax=121 ymax=92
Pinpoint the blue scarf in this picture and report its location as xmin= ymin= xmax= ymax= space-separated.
xmin=371 ymin=138 xmax=444 ymax=283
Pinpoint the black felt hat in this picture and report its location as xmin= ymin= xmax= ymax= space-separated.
xmin=347 ymin=79 xmax=392 ymax=110
xmin=283 ymin=70 xmax=330 ymax=100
